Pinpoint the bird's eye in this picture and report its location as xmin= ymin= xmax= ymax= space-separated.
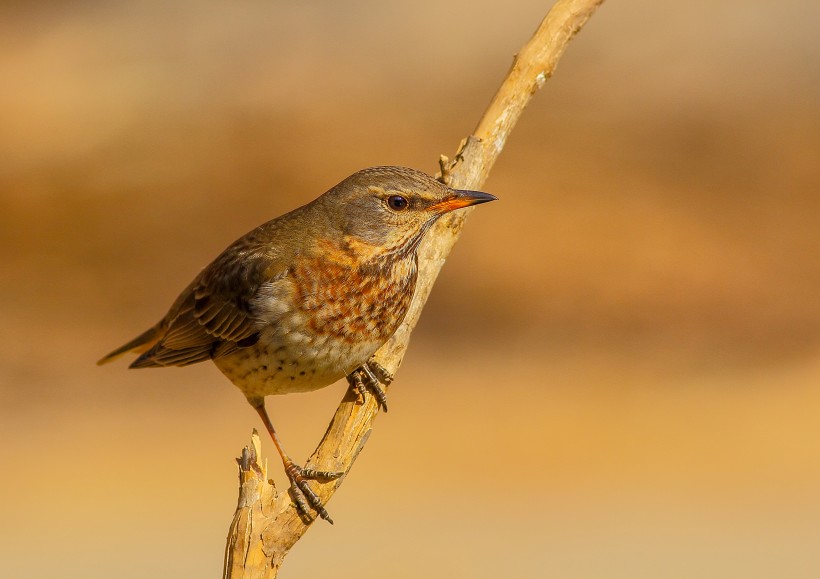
xmin=387 ymin=195 xmax=409 ymax=211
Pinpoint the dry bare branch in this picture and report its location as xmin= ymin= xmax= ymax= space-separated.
xmin=223 ymin=1 xmax=606 ymax=576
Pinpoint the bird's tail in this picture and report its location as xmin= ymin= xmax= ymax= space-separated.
xmin=97 ymin=323 xmax=163 ymax=365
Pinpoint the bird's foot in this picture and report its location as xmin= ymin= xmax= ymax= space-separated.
xmin=367 ymin=358 xmax=394 ymax=385
xmin=347 ymin=359 xmax=391 ymax=412
xmin=284 ymin=460 xmax=343 ymax=524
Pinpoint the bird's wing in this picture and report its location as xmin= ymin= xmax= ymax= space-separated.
xmin=130 ymin=240 xmax=285 ymax=368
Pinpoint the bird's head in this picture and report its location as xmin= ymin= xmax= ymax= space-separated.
xmin=321 ymin=166 xmax=496 ymax=255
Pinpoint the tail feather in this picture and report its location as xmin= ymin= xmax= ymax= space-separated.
xmin=129 ymin=343 xmax=214 ymax=368
xmin=97 ymin=324 xmax=163 ymax=365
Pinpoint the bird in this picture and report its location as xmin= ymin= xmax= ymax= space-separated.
xmin=98 ymin=166 xmax=496 ymax=523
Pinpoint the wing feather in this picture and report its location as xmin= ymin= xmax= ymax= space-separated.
xmin=130 ymin=239 xmax=287 ymax=367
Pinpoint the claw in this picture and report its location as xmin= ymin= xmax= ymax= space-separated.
xmin=348 ymin=371 xmax=368 ymax=404
xmin=284 ymin=461 xmax=343 ymax=524
xmin=346 ymin=364 xmax=389 ymax=412
xmin=302 ymin=467 xmax=344 ymax=480
xmin=359 ymin=364 xmax=388 ymax=412
xmin=367 ymin=358 xmax=394 ymax=385
xmin=288 ymin=485 xmax=313 ymax=521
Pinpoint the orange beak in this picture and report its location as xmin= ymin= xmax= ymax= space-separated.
xmin=429 ymin=189 xmax=498 ymax=214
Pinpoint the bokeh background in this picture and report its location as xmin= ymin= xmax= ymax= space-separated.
xmin=2 ymin=1 xmax=819 ymax=577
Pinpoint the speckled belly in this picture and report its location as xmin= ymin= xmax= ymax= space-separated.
xmin=216 ymin=252 xmax=417 ymax=399
xmin=214 ymin=331 xmax=383 ymax=398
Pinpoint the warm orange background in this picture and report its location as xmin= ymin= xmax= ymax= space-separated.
xmin=2 ymin=1 xmax=819 ymax=577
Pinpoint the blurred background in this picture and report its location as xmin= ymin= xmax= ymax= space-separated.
xmin=1 ymin=0 xmax=819 ymax=577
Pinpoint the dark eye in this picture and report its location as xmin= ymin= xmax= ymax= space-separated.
xmin=387 ymin=195 xmax=409 ymax=211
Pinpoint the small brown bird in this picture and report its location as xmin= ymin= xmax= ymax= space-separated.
xmin=98 ymin=166 xmax=495 ymax=522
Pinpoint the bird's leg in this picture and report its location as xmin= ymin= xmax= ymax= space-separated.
xmin=249 ymin=397 xmax=343 ymax=524
xmin=346 ymin=359 xmax=390 ymax=412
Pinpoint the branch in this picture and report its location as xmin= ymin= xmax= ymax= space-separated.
xmin=223 ymin=1 xmax=605 ymax=576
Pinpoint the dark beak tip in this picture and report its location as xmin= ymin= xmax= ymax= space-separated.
xmin=454 ymin=189 xmax=498 ymax=205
